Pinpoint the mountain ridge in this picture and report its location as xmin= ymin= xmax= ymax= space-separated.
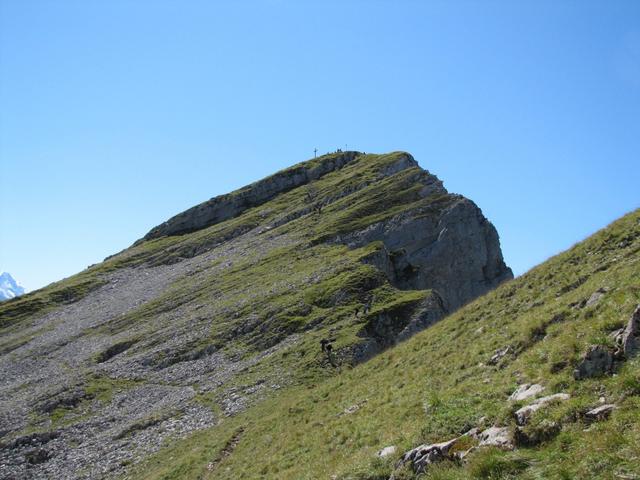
xmin=0 ymin=151 xmax=513 ymax=479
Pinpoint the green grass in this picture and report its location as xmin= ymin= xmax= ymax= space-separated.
xmin=125 ymin=209 xmax=640 ymax=480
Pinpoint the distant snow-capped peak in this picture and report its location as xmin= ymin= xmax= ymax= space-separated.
xmin=0 ymin=272 xmax=25 ymax=301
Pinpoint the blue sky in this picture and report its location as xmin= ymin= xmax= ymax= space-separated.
xmin=1 ymin=0 xmax=638 ymax=291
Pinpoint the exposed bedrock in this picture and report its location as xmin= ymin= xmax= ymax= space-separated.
xmin=349 ymin=197 xmax=513 ymax=312
xmin=353 ymin=291 xmax=447 ymax=363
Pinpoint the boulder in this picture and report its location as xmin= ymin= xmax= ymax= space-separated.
xmin=509 ymin=383 xmax=545 ymax=402
xmin=515 ymin=393 xmax=570 ymax=426
xmin=573 ymin=345 xmax=614 ymax=380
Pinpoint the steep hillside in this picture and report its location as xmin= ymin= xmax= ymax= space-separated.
xmin=0 ymin=151 xmax=511 ymax=479
xmin=127 ymin=209 xmax=640 ymax=480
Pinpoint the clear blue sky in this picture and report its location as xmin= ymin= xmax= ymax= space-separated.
xmin=1 ymin=0 xmax=639 ymax=292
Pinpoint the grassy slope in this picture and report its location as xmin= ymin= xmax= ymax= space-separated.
xmin=127 ymin=209 xmax=640 ymax=480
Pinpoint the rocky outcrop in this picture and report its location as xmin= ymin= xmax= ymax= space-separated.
xmin=346 ymin=196 xmax=512 ymax=311
xmin=352 ymin=291 xmax=446 ymax=363
xmin=394 ymin=438 xmax=459 ymax=475
xmin=574 ymin=345 xmax=614 ymax=380
xmin=141 ymin=151 xmax=362 ymax=240
xmin=393 ymin=426 xmax=514 ymax=477
xmin=618 ymin=305 xmax=640 ymax=358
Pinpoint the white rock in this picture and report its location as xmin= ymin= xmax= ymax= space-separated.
xmin=476 ymin=426 xmax=513 ymax=449
xmin=509 ymin=383 xmax=545 ymax=402
xmin=400 ymin=438 xmax=458 ymax=473
xmin=377 ymin=446 xmax=397 ymax=458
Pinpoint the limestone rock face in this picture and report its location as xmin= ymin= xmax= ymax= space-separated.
xmin=142 ymin=150 xmax=511 ymax=316
xmin=344 ymin=197 xmax=512 ymax=311
xmin=142 ymin=151 xmax=362 ymax=241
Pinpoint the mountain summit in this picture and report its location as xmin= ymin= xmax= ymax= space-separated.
xmin=0 ymin=151 xmax=512 ymax=479
xmin=0 ymin=272 xmax=25 ymax=301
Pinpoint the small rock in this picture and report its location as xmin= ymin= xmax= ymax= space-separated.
xmin=573 ymin=345 xmax=614 ymax=380
xmin=488 ymin=346 xmax=512 ymax=365
xmin=509 ymin=383 xmax=545 ymax=402
xmin=585 ymin=404 xmax=616 ymax=421
xmin=342 ymin=401 xmax=366 ymax=415
xmin=377 ymin=446 xmax=397 ymax=458
xmin=515 ymin=393 xmax=570 ymax=426
xmin=585 ymin=288 xmax=607 ymax=307
xmin=475 ymin=426 xmax=513 ymax=449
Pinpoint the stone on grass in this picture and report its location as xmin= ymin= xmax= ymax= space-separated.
xmin=515 ymin=393 xmax=570 ymax=426
xmin=488 ymin=346 xmax=512 ymax=365
xmin=475 ymin=426 xmax=514 ymax=450
xmin=397 ymin=438 xmax=458 ymax=474
xmin=585 ymin=288 xmax=607 ymax=307
xmin=509 ymin=383 xmax=545 ymax=402
xmin=377 ymin=446 xmax=397 ymax=458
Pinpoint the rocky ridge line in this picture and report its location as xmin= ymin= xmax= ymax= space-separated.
xmin=141 ymin=151 xmax=362 ymax=241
